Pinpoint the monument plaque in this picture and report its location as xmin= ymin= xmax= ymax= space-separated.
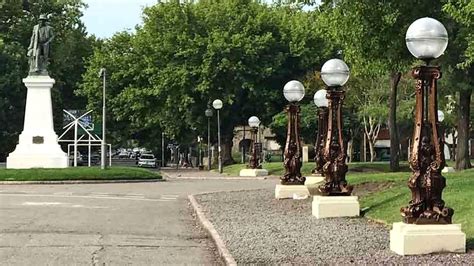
xmin=32 ymin=136 xmax=44 ymax=144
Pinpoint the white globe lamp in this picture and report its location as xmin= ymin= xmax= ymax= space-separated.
xmin=283 ymin=80 xmax=305 ymax=103
xmin=321 ymin=59 xmax=350 ymax=87
xmin=212 ymin=99 xmax=223 ymax=110
xmin=314 ymin=89 xmax=328 ymax=108
xmin=248 ymin=116 xmax=261 ymax=128
xmin=406 ymin=17 xmax=448 ymax=60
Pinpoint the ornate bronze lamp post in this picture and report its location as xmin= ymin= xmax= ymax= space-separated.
xmin=312 ymin=89 xmax=329 ymax=175
xmin=318 ymin=59 xmax=353 ymax=196
xmin=280 ymin=80 xmax=306 ymax=186
xmin=248 ymin=116 xmax=261 ymax=169
xmin=390 ymin=17 xmax=465 ymax=256
xmin=401 ymin=17 xmax=453 ymax=225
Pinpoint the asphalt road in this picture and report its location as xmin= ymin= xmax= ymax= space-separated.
xmin=0 ymin=177 xmax=276 ymax=265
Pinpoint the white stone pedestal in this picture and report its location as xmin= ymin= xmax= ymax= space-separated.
xmin=304 ymin=175 xmax=324 ymax=185
xmin=442 ymin=166 xmax=455 ymax=173
xmin=390 ymin=222 xmax=466 ymax=255
xmin=275 ymin=184 xmax=309 ymax=199
xmin=312 ymin=196 xmax=360 ymax=218
xmin=239 ymin=168 xmax=268 ymax=177
xmin=7 ymin=76 xmax=68 ymax=169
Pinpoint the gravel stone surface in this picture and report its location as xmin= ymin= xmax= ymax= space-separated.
xmin=195 ymin=189 xmax=473 ymax=264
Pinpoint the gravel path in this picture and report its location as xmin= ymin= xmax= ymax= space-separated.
xmin=195 ymin=189 xmax=473 ymax=264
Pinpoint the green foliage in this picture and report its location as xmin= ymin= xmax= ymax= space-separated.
xmin=78 ymin=1 xmax=332 ymax=149
xmin=443 ymin=0 xmax=474 ymax=69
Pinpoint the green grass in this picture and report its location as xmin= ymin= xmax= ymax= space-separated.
xmin=221 ymin=161 xmax=411 ymax=176
xmin=0 ymin=167 xmax=161 ymax=181
xmin=356 ymin=169 xmax=474 ymax=247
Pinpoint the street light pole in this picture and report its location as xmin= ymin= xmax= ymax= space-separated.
xmin=248 ymin=116 xmax=261 ymax=169
xmin=212 ymin=99 xmax=223 ymax=174
xmin=318 ymin=59 xmax=352 ymax=196
xmin=401 ymin=17 xmax=453 ymax=225
xmin=312 ymin=89 xmax=329 ymax=175
xmin=281 ymin=80 xmax=306 ymax=185
xmin=205 ymin=108 xmax=213 ymax=170
xmin=162 ymin=132 xmax=165 ymax=167
xmin=99 ymin=68 xmax=106 ymax=170
xmin=217 ymin=109 xmax=222 ymax=173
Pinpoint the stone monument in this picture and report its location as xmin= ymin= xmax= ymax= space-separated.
xmin=7 ymin=14 xmax=68 ymax=169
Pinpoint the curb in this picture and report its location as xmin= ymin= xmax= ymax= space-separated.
xmin=161 ymin=171 xmax=271 ymax=180
xmin=188 ymin=194 xmax=237 ymax=266
xmin=0 ymin=179 xmax=164 ymax=185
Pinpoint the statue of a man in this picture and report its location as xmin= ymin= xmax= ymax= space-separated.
xmin=27 ymin=14 xmax=54 ymax=75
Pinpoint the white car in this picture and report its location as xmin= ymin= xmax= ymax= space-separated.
xmin=138 ymin=154 xmax=157 ymax=168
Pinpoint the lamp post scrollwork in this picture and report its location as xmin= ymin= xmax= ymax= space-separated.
xmin=401 ymin=17 xmax=453 ymax=224
xmin=312 ymin=89 xmax=329 ymax=175
xmin=248 ymin=116 xmax=261 ymax=169
xmin=317 ymin=59 xmax=353 ymax=196
xmin=281 ymin=80 xmax=306 ymax=185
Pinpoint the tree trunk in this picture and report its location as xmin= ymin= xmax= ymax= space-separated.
xmin=389 ymin=72 xmax=401 ymax=171
xmin=362 ymin=132 xmax=367 ymax=162
xmin=347 ymin=139 xmax=353 ymax=163
xmin=455 ymin=89 xmax=472 ymax=170
xmin=368 ymin=137 xmax=376 ymax=162
xmin=221 ymin=134 xmax=235 ymax=166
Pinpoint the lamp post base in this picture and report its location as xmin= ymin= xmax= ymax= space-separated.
xmin=274 ymin=184 xmax=309 ymax=199
xmin=312 ymin=196 xmax=360 ymax=218
xmin=390 ymin=222 xmax=466 ymax=255
xmin=239 ymin=168 xmax=268 ymax=177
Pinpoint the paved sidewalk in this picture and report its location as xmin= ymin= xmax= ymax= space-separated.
xmin=161 ymin=167 xmax=274 ymax=180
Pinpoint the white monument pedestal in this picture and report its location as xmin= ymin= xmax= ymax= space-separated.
xmin=275 ymin=184 xmax=309 ymax=199
xmin=312 ymin=196 xmax=360 ymax=218
xmin=7 ymin=76 xmax=68 ymax=169
xmin=390 ymin=222 xmax=466 ymax=255
xmin=304 ymin=174 xmax=324 ymax=185
xmin=239 ymin=168 xmax=268 ymax=177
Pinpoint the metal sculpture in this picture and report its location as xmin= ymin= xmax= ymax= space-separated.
xmin=400 ymin=66 xmax=453 ymax=224
xmin=312 ymin=107 xmax=328 ymax=174
xmin=318 ymin=89 xmax=353 ymax=196
xmin=248 ymin=126 xmax=260 ymax=169
xmin=281 ymin=104 xmax=305 ymax=185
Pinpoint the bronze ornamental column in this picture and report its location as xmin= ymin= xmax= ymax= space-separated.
xmin=312 ymin=90 xmax=329 ymax=175
xmin=317 ymin=59 xmax=352 ymax=196
xmin=281 ymin=80 xmax=306 ymax=185
xmin=401 ymin=17 xmax=453 ymax=225
xmin=248 ymin=116 xmax=261 ymax=170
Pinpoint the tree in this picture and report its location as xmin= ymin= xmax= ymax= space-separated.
xmin=315 ymin=0 xmax=444 ymax=170
xmin=443 ymin=0 xmax=473 ymax=170
xmin=78 ymin=1 xmax=332 ymax=164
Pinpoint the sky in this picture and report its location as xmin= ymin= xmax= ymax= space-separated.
xmin=81 ymin=0 xmax=158 ymax=38
xmin=81 ymin=0 xmax=317 ymax=38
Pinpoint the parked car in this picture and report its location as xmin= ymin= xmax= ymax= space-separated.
xmin=138 ymin=154 xmax=157 ymax=168
xmin=69 ymin=151 xmax=84 ymax=166
xmin=82 ymin=152 xmax=100 ymax=165
xmin=117 ymin=150 xmax=129 ymax=159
